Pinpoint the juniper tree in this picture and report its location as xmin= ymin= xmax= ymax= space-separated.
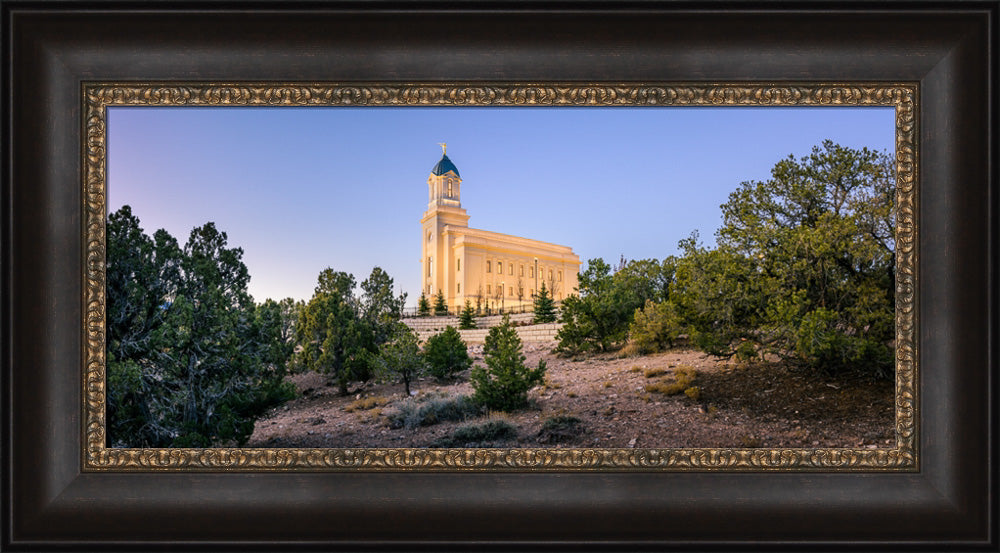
xmin=296 ymin=269 xmax=375 ymax=395
xmin=418 ymin=293 xmax=431 ymax=316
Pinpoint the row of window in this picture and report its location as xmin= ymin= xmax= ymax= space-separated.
xmin=483 ymin=260 xmax=562 ymax=282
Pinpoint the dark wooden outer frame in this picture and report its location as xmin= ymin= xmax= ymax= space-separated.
xmin=3 ymin=2 xmax=996 ymax=550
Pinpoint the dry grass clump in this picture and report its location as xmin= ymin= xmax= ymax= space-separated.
xmin=344 ymin=396 xmax=391 ymax=412
xmin=644 ymin=365 xmax=699 ymax=398
xmin=643 ymin=367 xmax=667 ymax=378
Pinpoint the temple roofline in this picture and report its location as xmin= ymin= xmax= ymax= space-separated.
xmin=443 ymin=225 xmax=577 ymax=256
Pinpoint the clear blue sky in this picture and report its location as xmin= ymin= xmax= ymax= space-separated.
xmin=107 ymin=106 xmax=895 ymax=306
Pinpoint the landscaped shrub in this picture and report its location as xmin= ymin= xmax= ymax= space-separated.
xmin=458 ymin=301 xmax=477 ymax=329
xmin=469 ymin=314 xmax=546 ymax=411
xmin=433 ymin=289 xmax=448 ymax=316
xmin=423 ymin=326 xmax=472 ymax=380
xmin=532 ymin=282 xmax=557 ymax=324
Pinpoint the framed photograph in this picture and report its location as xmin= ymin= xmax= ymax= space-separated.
xmin=4 ymin=2 xmax=996 ymax=550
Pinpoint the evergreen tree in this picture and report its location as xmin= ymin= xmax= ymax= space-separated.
xmin=470 ymin=314 xmax=546 ymax=411
xmin=532 ymin=281 xmax=557 ymax=324
xmin=459 ymin=300 xmax=477 ymax=329
xmin=423 ymin=326 xmax=472 ymax=380
xmin=105 ymin=207 xmax=294 ymax=447
xmin=360 ymin=266 xmax=407 ymax=348
xmin=296 ymin=269 xmax=375 ymax=395
xmin=417 ymin=293 xmax=431 ymax=317
xmin=374 ymin=323 xmax=425 ymax=396
xmin=433 ymin=289 xmax=448 ymax=316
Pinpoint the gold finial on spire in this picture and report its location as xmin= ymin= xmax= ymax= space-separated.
xmin=437 ymin=142 xmax=447 ymax=155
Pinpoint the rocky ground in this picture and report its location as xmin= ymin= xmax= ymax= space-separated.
xmin=247 ymin=342 xmax=895 ymax=449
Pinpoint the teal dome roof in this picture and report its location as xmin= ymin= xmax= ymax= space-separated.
xmin=431 ymin=154 xmax=460 ymax=177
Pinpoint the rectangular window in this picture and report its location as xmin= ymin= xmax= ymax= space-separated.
xmin=427 ymin=257 xmax=432 ymax=277
xmin=509 ymin=287 xmax=513 ymax=296
xmin=487 ymin=261 xmax=491 ymax=273
xmin=486 ymin=284 xmax=491 ymax=294
xmin=520 ymin=265 xmax=524 ymax=276
xmin=509 ymin=264 xmax=513 ymax=275
xmin=548 ymin=269 xmax=553 ymax=280
xmin=530 ymin=289 xmax=534 ymax=297
xmin=529 ymin=267 xmax=534 ymax=278
xmin=498 ymin=261 xmax=503 ymax=274
xmin=558 ymin=270 xmax=562 ymax=281
xmin=457 ymin=283 xmax=461 ymax=293
xmin=457 ymin=258 xmax=461 ymax=271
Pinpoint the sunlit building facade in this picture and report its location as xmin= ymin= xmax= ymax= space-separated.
xmin=420 ymin=146 xmax=580 ymax=311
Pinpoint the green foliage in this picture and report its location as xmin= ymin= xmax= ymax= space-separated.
xmin=703 ymin=140 xmax=895 ymax=377
xmin=386 ymin=392 xmax=481 ymax=429
xmin=295 ymin=269 xmax=375 ymax=395
xmin=423 ymin=326 xmax=472 ymax=380
xmin=373 ymin=323 xmax=425 ymax=396
xmin=418 ymin=293 xmax=431 ymax=316
xmin=555 ymin=258 xmax=636 ymax=353
xmin=433 ymin=289 xmax=448 ymax=316
xmin=625 ymin=300 xmax=683 ymax=355
xmin=537 ymin=414 xmax=584 ymax=443
xmin=360 ymin=266 xmax=407 ymax=348
xmin=105 ymin=207 xmax=294 ymax=447
xmin=431 ymin=418 xmax=518 ymax=447
xmin=532 ymin=281 xmax=557 ymax=323
xmin=470 ymin=314 xmax=546 ymax=411
xmin=458 ymin=301 xmax=477 ymax=329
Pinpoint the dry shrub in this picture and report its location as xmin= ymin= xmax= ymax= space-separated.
xmin=643 ymin=367 xmax=667 ymax=378
xmin=344 ymin=396 xmax=390 ymax=413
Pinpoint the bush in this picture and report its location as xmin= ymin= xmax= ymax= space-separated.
xmin=418 ymin=293 xmax=431 ymax=316
xmin=386 ymin=392 xmax=481 ymax=429
xmin=431 ymin=417 xmax=518 ymax=447
xmin=537 ymin=414 xmax=584 ymax=443
xmin=469 ymin=314 xmax=546 ymax=411
xmin=795 ymin=308 xmax=892 ymax=377
xmin=423 ymin=326 xmax=472 ymax=379
xmin=625 ymin=300 xmax=683 ymax=355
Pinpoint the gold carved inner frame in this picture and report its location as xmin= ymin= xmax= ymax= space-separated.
xmin=83 ymin=83 xmax=917 ymax=471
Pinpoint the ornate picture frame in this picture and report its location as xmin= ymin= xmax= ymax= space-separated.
xmin=5 ymin=3 xmax=995 ymax=549
xmin=84 ymin=82 xmax=917 ymax=471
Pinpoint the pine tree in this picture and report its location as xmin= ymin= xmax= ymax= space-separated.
xmin=433 ymin=289 xmax=448 ymax=316
xmin=459 ymin=300 xmax=477 ymax=329
xmin=533 ymin=281 xmax=557 ymax=324
xmin=417 ymin=293 xmax=431 ymax=317
xmin=469 ymin=314 xmax=546 ymax=411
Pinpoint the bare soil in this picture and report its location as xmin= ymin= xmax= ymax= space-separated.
xmin=247 ymin=343 xmax=895 ymax=449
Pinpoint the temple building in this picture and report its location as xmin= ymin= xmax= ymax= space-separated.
xmin=420 ymin=145 xmax=581 ymax=311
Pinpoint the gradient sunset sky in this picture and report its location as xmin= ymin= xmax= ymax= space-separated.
xmin=107 ymin=106 xmax=895 ymax=306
